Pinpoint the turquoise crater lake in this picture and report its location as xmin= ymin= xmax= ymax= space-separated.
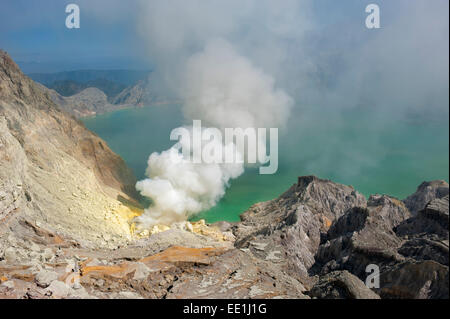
xmin=83 ymin=104 xmax=449 ymax=223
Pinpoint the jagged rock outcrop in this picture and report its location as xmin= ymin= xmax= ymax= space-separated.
xmin=37 ymin=74 xmax=176 ymax=118
xmin=313 ymin=195 xmax=410 ymax=278
xmin=0 ymin=51 xmax=308 ymax=299
xmin=233 ymin=176 xmax=366 ymax=286
xmin=36 ymin=84 xmax=126 ymax=117
xmin=1 ymin=174 xmax=448 ymax=299
xmin=0 ymin=220 xmax=307 ymax=299
xmin=111 ymin=75 xmax=172 ymax=107
xmin=403 ymin=180 xmax=449 ymax=215
xmin=0 ymin=49 xmax=140 ymax=248
xmin=232 ymin=175 xmax=447 ymax=299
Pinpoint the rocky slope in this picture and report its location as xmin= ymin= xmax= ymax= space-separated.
xmin=46 ymin=79 xmax=126 ymax=100
xmin=0 ymin=50 xmax=448 ymax=299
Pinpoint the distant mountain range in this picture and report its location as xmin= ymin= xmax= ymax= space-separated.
xmin=45 ymin=79 xmax=126 ymax=101
xmin=28 ymin=69 xmax=150 ymax=87
xmin=28 ymin=69 xmax=176 ymax=117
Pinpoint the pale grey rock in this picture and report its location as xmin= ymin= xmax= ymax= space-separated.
xmin=396 ymin=196 xmax=449 ymax=240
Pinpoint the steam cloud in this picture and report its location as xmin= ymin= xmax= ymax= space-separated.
xmin=134 ymin=0 xmax=448 ymax=228
xmin=135 ymin=38 xmax=292 ymax=228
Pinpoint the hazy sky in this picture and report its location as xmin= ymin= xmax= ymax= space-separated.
xmin=0 ymin=0 xmax=145 ymax=72
xmin=1 ymin=1 xmax=448 ymax=120
xmin=0 ymin=0 xmax=427 ymax=72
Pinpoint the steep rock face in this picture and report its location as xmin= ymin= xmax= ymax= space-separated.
xmin=307 ymin=270 xmax=380 ymax=299
xmin=233 ymin=176 xmax=366 ymax=286
xmin=0 ymin=50 xmax=139 ymax=248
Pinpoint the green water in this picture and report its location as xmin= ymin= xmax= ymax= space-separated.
xmin=83 ymin=104 xmax=449 ymax=223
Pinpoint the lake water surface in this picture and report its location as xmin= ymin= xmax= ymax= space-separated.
xmin=83 ymin=104 xmax=449 ymax=223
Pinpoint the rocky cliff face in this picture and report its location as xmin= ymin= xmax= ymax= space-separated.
xmin=0 ymin=50 xmax=140 ymax=248
xmin=0 ymin=51 xmax=448 ymax=299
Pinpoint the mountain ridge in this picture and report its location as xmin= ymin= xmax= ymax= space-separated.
xmin=34 ymin=71 xmax=176 ymax=117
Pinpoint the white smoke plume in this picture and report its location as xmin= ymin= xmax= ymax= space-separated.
xmin=135 ymin=138 xmax=244 ymax=226
xmin=182 ymin=39 xmax=292 ymax=130
xmin=134 ymin=0 xmax=448 ymax=228
xmin=135 ymin=39 xmax=292 ymax=228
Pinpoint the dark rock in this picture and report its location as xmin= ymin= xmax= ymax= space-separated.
xmin=377 ymin=260 xmax=449 ymax=299
xmin=396 ymin=196 xmax=449 ymax=239
xmin=307 ymin=270 xmax=380 ymax=299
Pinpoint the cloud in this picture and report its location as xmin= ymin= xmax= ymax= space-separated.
xmin=133 ymin=0 xmax=448 ymax=226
